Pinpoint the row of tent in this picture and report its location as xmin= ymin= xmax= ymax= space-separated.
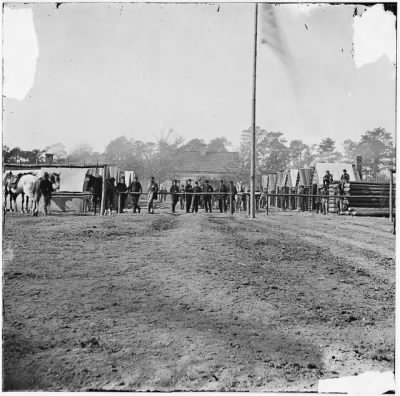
xmin=261 ymin=162 xmax=361 ymax=192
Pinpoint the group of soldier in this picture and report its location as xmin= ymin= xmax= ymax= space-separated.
xmin=322 ymin=168 xmax=350 ymax=191
xmin=316 ymin=168 xmax=350 ymax=214
xmin=117 ymin=176 xmax=244 ymax=214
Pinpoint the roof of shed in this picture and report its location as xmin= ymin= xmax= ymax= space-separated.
xmin=313 ymin=162 xmax=360 ymax=184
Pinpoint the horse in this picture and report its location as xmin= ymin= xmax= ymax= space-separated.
xmin=3 ymin=172 xmax=29 ymax=213
xmin=84 ymin=174 xmax=116 ymax=215
xmin=4 ymin=171 xmax=60 ymax=215
xmin=7 ymin=173 xmax=40 ymax=215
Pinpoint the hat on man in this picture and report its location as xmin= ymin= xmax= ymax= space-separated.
xmin=343 ymin=169 xmax=347 ymax=172
xmin=188 ymin=179 xmax=192 ymax=182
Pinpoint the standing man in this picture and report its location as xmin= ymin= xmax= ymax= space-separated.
xmin=170 ymin=179 xmax=180 ymax=213
xmin=128 ymin=176 xmax=142 ymax=214
xmin=323 ymin=170 xmax=333 ymax=189
xmin=147 ymin=176 xmax=158 ymax=214
xmin=116 ymin=176 xmax=128 ymax=213
xmin=185 ymin=179 xmax=193 ymax=213
xmin=39 ymin=172 xmax=54 ymax=216
xmin=192 ymin=181 xmax=202 ymax=213
xmin=240 ymin=185 xmax=247 ymax=212
xmin=179 ymin=184 xmax=185 ymax=210
xmin=228 ymin=180 xmax=238 ymax=213
xmin=218 ymin=179 xmax=228 ymax=213
xmin=298 ymin=185 xmax=305 ymax=211
xmin=203 ymin=179 xmax=213 ymax=213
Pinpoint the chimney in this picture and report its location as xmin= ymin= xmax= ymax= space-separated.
xmin=45 ymin=153 xmax=54 ymax=165
xmin=356 ymin=156 xmax=362 ymax=180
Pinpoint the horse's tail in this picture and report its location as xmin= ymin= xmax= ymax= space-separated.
xmin=37 ymin=180 xmax=42 ymax=201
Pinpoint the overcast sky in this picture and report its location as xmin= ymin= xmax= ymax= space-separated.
xmin=2 ymin=2 xmax=396 ymax=153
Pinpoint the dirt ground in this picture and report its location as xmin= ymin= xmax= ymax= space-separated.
xmin=2 ymin=206 xmax=395 ymax=392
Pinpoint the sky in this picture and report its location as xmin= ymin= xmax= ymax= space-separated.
xmin=2 ymin=2 xmax=396 ymax=153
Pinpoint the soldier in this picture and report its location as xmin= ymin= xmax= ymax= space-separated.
xmin=240 ymin=185 xmax=247 ymax=212
xmin=297 ymin=185 xmax=305 ymax=211
xmin=179 ymin=184 xmax=185 ymax=210
xmin=128 ymin=176 xmax=142 ymax=213
xmin=192 ymin=181 xmax=202 ymax=213
xmin=341 ymin=169 xmax=350 ymax=183
xmin=228 ymin=180 xmax=237 ymax=213
xmin=147 ymin=176 xmax=158 ymax=214
xmin=39 ymin=172 xmax=54 ymax=216
xmin=185 ymin=179 xmax=193 ymax=213
xmin=338 ymin=169 xmax=350 ymax=212
xmin=170 ymin=179 xmax=180 ymax=213
xmin=203 ymin=179 xmax=213 ymax=213
xmin=323 ymin=170 xmax=333 ymax=189
xmin=116 ymin=176 xmax=128 ymax=213
xmin=218 ymin=179 xmax=228 ymax=213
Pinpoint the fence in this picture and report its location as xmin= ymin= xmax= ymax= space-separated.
xmin=115 ymin=191 xmax=263 ymax=215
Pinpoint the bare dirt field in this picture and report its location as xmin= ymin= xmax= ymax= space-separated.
xmin=2 ymin=207 xmax=395 ymax=392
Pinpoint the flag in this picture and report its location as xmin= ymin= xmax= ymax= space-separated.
xmin=259 ymin=3 xmax=291 ymax=67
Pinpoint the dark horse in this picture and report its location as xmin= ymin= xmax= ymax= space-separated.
xmin=84 ymin=174 xmax=116 ymax=215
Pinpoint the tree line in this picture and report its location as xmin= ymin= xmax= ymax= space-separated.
xmin=3 ymin=127 xmax=395 ymax=182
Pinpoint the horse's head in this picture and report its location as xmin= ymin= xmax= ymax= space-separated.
xmin=49 ymin=172 xmax=60 ymax=191
xmin=4 ymin=172 xmax=19 ymax=189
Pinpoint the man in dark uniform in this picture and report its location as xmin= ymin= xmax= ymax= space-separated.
xmin=338 ymin=169 xmax=350 ymax=212
xmin=298 ymin=185 xmax=305 ymax=211
xmin=128 ymin=176 xmax=142 ymax=213
xmin=170 ymin=179 xmax=180 ymax=213
xmin=185 ymin=179 xmax=193 ymax=213
xmin=192 ymin=181 xmax=202 ymax=213
xmin=240 ymin=185 xmax=247 ymax=211
xmin=179 ymin=184 xmax=185 ymax=210
xmin=218 ymin=179 xmax=228 ymax=213
xmin=323 ymin=170 xmax=333 ymax=189
xmin=39 ymin=172 xmax=54 ymax=216
xmin=228 ymin=180 xmax=238 ymax=213
xmin=116 ymin=176 xmax=128 ymax=213
xmin=341 ymin=169 xmax=350 ymax=183
xmin=203 ymin=180 xmax=213 ymax=213
xmin=147 ymin=176 xmax=158 ymax=214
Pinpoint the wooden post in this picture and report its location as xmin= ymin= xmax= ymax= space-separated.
xmin=100 ymin=165 xmax=107 ymax=215
xmin=389 ymin=175 xmax=392 ymax=220
xmin=250 ymin=3 xmax=258 ymax=219
xmin=230 ymin=193 xmax=233 ymax=215
xmin=266 ymin=193 xmax=269 ymax=215
xmin=118 ymin=193 xmax=122 ymax=214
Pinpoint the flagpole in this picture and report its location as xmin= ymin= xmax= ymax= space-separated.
xmin=250 ymin=2 xmax=258 ymax=219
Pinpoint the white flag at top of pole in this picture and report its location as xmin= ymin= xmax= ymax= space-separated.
xmin=259 ymin=3 xmax=292 ymax=67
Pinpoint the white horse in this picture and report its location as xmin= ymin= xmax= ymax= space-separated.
xmin=9 ymin=173 xmax=41 ymax=215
